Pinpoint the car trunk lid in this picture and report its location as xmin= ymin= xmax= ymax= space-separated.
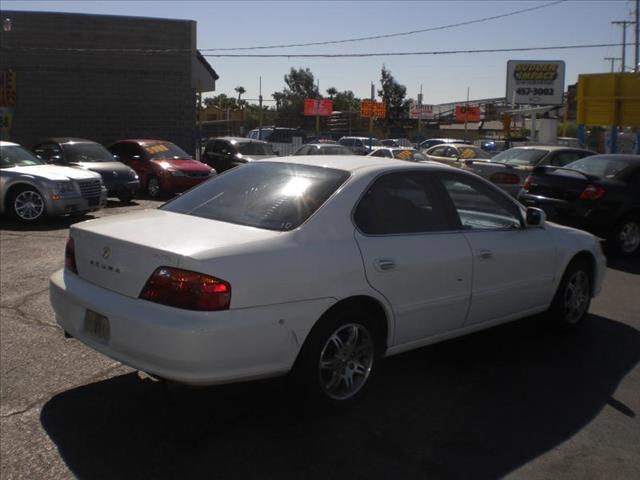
xmin=525 ymin=166 xmax=595 ymax=201
xmin=71 ymin=209 xmax=280 ymax=298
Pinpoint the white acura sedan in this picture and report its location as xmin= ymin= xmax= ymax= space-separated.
xmin=50 ymin=156 xmax=606 ymax=406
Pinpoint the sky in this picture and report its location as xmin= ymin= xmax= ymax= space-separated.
xmin=2 ymin=0 xmax=637 ymax=105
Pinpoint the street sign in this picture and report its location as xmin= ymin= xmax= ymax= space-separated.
xmin=455 ymin=105 xmax=481 ymax=122
xmin=304 ymin=99 xmax=333 ymax=116
xmin=409 ymin=103 xmax=434 ymax=120
xmin=577 ymin=73 xmax=640 ymax=127
xmin=506 ymin=60 xmax=565 ymax=106
xmin=360 ymin=100 xmax=385 ymax=118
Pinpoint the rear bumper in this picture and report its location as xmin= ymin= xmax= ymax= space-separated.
xmin=49 ymin=269 xmax=333 ymax=385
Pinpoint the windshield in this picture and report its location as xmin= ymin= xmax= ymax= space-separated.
xmin=142 ymin=142 xmax=190 ymax=160
xmin=162 ymin=162 xmax=350 ymax=231
xmin=366 ymin=139 xmax=383 ymax=147
xmin=564 ymin=156 xmax=637 ymax=179
xmin=65 ymin=143 xmax=114 ymax=163
xmin=0 ymin=145 xmax=45 ymax=168
xmin=392 ymin=150 xmax=427 ymax=162
xmin=492 ymin=148 xmax=547 ymax=166
xmin=236 ymin=142 xmax=275 ymax=156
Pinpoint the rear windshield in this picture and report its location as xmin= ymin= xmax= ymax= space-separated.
xmin=161 ymin=162 xmax=350 ymax=231
xmin=236 ymin=142 xmax=275 ymax=156
xmin=392 ymin=150 xmax=427 ymax=162
xmin=492 ymin=148 xmax=547 ymax=166
xmin=65 ymin=143 xmax=114 ymax=163
xmin=142 ymin=142 xmax=190 ymax=160
xmin=458 ymin=146 xmax=491 ymax=159
xmin=1 ymin=145 xmax=44 ymax=168
xmin=564 ymin=156 xmax=638 ymax=179
xmin=311 ymin=146 xmax=352 ymax=155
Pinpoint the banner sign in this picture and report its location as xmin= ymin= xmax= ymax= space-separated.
xmin=0 ymin=70 xmax=16 ymax=106
xmin=360 ymin=100 xmax=386 ymax=118
xmin=304 ymin=98 xmax=333 ymax=116
xmin=455 ymin=105 xmax=481 ymax=122
xmin=409 ymin=103 xmax=434 ymax=120
xmin=506 ymin=60 xmax=565 ymax=106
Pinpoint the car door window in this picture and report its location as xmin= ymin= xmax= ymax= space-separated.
xmin=429 ymin=146 xmax=447 ymax=157
xmin=551 ymin=151 xmax=582 ymax=167
xmin=354 ymin=172 xmax=451 ymax=235
xmin=444 ymin=147 xmax=459 ymax=159
xmin=438 ymin=173 xmax=522 ymax=230
xmin=205 ymin=141 xmax=217 ymax=155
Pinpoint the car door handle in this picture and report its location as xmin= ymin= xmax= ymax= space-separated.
xmin=478 ymin=250 xmax=494 ymax=260
xmin=375 ymin=259 xmax=395 ymax=271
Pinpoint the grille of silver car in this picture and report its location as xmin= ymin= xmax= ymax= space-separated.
xmin=78 ymin=179 xmax=102 ymax=199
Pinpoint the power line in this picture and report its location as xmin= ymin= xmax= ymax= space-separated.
xmin=200 ymin=1 xmax=566 ymax=51
xmin=202 ymin=42 xmax=633 ymax=58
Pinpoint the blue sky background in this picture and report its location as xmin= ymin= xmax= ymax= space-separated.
xmin=2 ymin=1 xmax=636 ymax=105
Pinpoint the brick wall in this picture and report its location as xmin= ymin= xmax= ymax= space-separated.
xmin=0 ymin=11 xmax=198 ymax=154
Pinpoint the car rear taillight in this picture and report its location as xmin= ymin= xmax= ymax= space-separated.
xmin=490 ymin=172 xmax=520 ymax=185
xmin=579 ymin=184 xmax=606 ymax=200
xmin=139 ymin=267 xmax=231 ymax=311
xmin=523 ymin=176 xmax=532 ymax=191
xmin=65 ymin=237 xmax=78 ymax=274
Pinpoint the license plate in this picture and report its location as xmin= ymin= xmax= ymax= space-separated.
xmin=84 ymin=309 xmax=110 ymax=343
xmin=88 ymin=197 xmax=99 ymax=206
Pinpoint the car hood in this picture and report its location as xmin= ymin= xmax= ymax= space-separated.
xmin=69 ymin=161 xmax=135 ymax=174
xmin=152 ymin=159 xmax=210 ymax=171
xmin=2 ymin=165 xmax=102 ymax=181
xmin=238 ymin=154 xmax=277 ymax=161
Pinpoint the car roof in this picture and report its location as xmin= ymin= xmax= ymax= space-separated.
xmin=303 ymin=143 xmax=348 ymax=148
xmin=507 ymin=145 xmax=594 ymax=152
xmin=215 ymin=136 xmax=267 ymax=144
xmin=36 ymin=137 xmax=98 ymax=145
xmin=115 ymin=139 xmax=171 ymax=145
xmin=261 ymin=154 xmax=455 ymax=174
xmin=0 ymin=141 xmax=19 ymax=147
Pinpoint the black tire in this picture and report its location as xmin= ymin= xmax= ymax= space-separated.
xmin=292 ymin=307 xmax=383 ymax=408
xmin=117 ymin=192 xmax=134 ymax=203
xmin=146 ymin=176 xmax=161 ymax=198
xmin=8 ymin=186 xmax=47 ymax=223
xmin=610 ymin=215 xmax=640 ymax=256
xmin=548 ymin=258 xmax=592 ymax=330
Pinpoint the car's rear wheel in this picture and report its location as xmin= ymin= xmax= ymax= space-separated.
xmin=548 ymin=258 xmax=592 ymax=329
xmin=10 ymin=187 xmax=46 ymax=222
xmin=293 ymin=308 xmax=381 ymax=408
xmin=612 ymin=216 xmax=640 ymax=256
xmin=146 ymin=176 xmax=161 ymax=198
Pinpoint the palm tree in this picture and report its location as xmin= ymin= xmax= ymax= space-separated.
xmin=326 ymin=87 xmax=338 ymax=100
xmin=235 ymin=86 xmax=246 ymax=104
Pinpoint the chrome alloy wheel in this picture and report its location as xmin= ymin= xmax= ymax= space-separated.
xmin=14 ymin=190 xmax=45 ymax=221
xmin=318 ymin=323 xmax=374 ymax=401
xmin=619 ymin=220 xmax=640 ymax=254
xmin=564 ymin=270 xmax=590 ymax=324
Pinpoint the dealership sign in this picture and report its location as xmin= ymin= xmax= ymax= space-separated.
xmin=506 ymin=60 xmax=565 ymax=106
xmin=409 ymin=103 xmax=434 ymax=120
xmin=454 ymin=105 xmax=481 ymax=122
xmin=304 ymin=99 xmax=333 ymax=116
xmin=360 ymin=100 xmax=386 ymax=118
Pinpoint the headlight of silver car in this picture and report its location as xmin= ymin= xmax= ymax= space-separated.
xmin=53 ymin=181 xmax=77 ymax=195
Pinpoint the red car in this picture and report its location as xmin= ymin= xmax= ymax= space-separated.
xmin=108 ymin=139 xmax=214 ymax=197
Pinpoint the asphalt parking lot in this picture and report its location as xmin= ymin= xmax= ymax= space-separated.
xmin=1 ymin=199 xmax=639 ymax=480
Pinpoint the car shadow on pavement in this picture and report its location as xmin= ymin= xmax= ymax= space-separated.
xmin=40 ymin=314 xmax=639 ymax=480
xmin=0 ymin=215 xmax=96 ymax=232
xmin=607 ymin=256 xmax=640 ymax=275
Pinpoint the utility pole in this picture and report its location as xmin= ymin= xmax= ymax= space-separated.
xmin=417 ymin=84 xmax=423 ymax=134
xmin=258 ymin=76 xmax=263 ymax=140
xmin=464 ymin=87 xmax=470 ymax=138
xmin=635 ymin=0 xmax=639 ymax=72
xmin=316 ymin=78 xmax=320 ymax=137
xmin=612 ymin=20 xmax=635 ymax=72
xmin=369 ymin=83 xmax=375 ymax=151
xmin=604 ymin=57 xmax=621 ymax=72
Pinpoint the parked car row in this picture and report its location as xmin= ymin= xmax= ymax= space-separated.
xmin=1 ymin=138 xmax=216 ymax=222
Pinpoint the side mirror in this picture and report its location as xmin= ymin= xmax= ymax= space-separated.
xmin=131 ymin=155 xmax=141 ymax=160
xmin=112 ymin=154 xmax=120 ymax=161
xmin=526 ymin=207 xmax=546 ymax=227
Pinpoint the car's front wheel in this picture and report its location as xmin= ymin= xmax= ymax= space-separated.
xmin=612 ymin=216 xmax=640 ymax=256
xmin=9 ymin=186 xmax=47 ymax=222
xmin=146 ymin=176 xmax=161 ymax=198
xmin=548 ymin=258 xmax=592 ymax=329
xmin=293 ymin=308 xmax=381 ymax=407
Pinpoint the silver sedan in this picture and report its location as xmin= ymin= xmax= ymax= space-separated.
xmin=1 ymin=141 xmax=107 ymax=222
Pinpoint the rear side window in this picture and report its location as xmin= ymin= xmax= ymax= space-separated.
xmin=162 ymin=162 xmax=349 ymax=231
xmin=354 ymin=172 xmax=450 ymax=235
